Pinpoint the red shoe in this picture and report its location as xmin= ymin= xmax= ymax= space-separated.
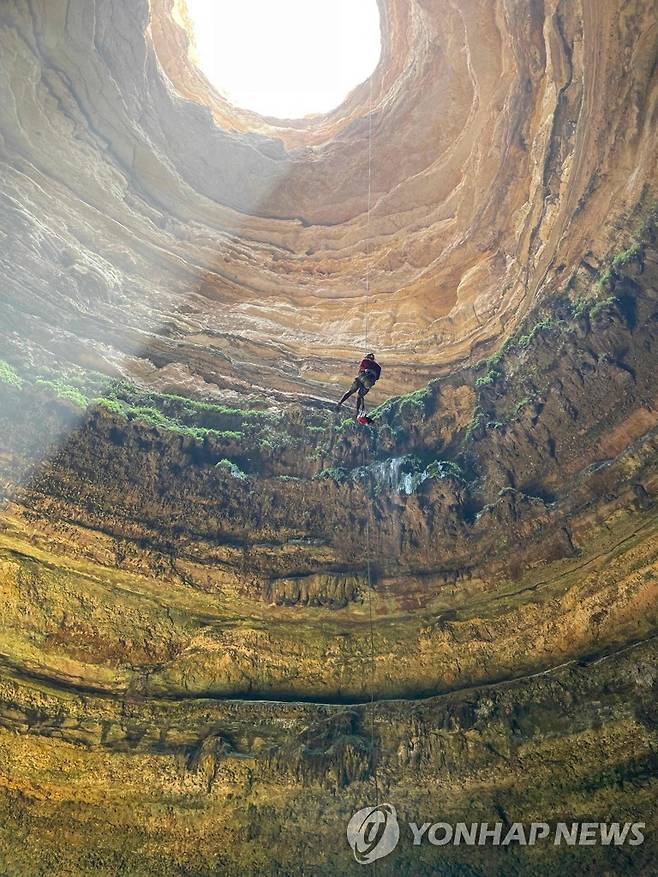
xmin=356 ymin=415 xmax=373 ymax=425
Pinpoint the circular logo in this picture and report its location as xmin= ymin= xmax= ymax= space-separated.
xmin=347 ymin=803 xmax=400 ymax=865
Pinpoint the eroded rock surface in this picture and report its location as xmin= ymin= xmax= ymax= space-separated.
xmin=2 ymin=0 xmax=657 ymax=396
xmin=0 ymin=0 xmax=657 ymax=875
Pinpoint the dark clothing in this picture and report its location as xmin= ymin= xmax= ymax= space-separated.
xmin=347 ymin=374 xmax=373 ymax=395
xmin=337 ymin=357 xmax=382 ymax=415
xmin=359 ymin=358 xmax=381 ymax=380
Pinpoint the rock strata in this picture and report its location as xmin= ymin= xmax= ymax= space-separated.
xmin=0 ymin=0 xmax=657 ymax=874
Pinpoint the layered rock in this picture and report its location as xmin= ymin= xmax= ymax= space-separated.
xmin=1 ymin=0 xmax=656 ymax=396
xmin=0 ymin=0 xmax=657 ymax=874
xmin=0 ymin=230 xmax=657 ymax=873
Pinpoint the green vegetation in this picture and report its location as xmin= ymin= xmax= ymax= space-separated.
xmin=1 ymin=364 xmax=278 ymax=449
xmin=514 ymin=396 xmax=532 ymax=416
xmin=96 ymin=396 xmax=244 ymax=441
xmin=87 ymin=380 xmax=290 ymax=447
xmin=398 ymin=387 xmax=429 ymax=408
xmin=370 ymin=385 xmax=431 ymax=421
xmin=465 ymin=406 xmax=486 ymax=441
xmin=468 ymin=228 xmax=652 ymax=439
xmin=515 ymin=318 xmax=555 ymax=350
xmin=475 ymin=314 xmax=555 ymax=369
xmin=611 ymin=241 xmax=641 ymax=272
xmin=570 ymin=239 xmax=642 ymax=319
xmin=573 ymin=236 xmax=643 ymax=314
xmin=570 ymin=294 xmax=592 ymax=319
xmin=95 ymin=397 xmax=124 ymax=415
xmin=161 ymin=394 xmax=271 ymax=420
xmin=252 ymin=425 xmax=285 ymax=450
xmin=215 ymin=459 xmax=247 ymax=480
xmin=35 ymin=379 xmax=88 ymax=409
xmin=102 ymin=383 xmax=273 ymax=421
xmin=87 ymin=380 xmax=276 ymax=443
xmin=317 ymin=467 xmax=350 ymax=483
xmin=425 ymin=460 xmax=464 ymax=481
xmin=475 ymin=368 xmax=501 ymax=388
xmin=589 ymin=295 xmax=617 ymax=320
xmin=596 ymin=266 xmax=613 ymax=290
xmin=570 ymin=292 xmax=617 ymax=320
xmin=0 ymin=360 xmax=22 ymax=388
xmin=593 ymin=233 xmax=643 ymax=294
xmin=125 ymin=405 xmax=172 ymax=430
xmin=369 ymin=401 xmax=391 ymax=419
xmin=476 ymin=338 xmax=513 ymax=373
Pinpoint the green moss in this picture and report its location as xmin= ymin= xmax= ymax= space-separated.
xmin=107 ymin=386 xmax=272 ymax=420
xmin=479 ymin=353 xmax=501 ymax=371
xmin=425 ymin=460 xmax=464 ymax=481
xmin=514 ymin=397 xmax=532 ymax=416
xmin=94 ymin=383 xmax=276 ymax=446
xmin=465 ymin=406 xmax=486 ymax=441
xmin=399 ymin=387 xmax=429 ymax=409
xmin=0 ymin=360 xmax=22 ymax=388
xmin=592 ymin=239 xmax=642 ymax=295
xmin=219 ymin=430 xmax=242 ymax=441
xmin=94 ymin=398 xmax=125 ymax=415
xmin=611 ymin=241 xmax=641 ymax=272
xmin=97 ymin=399 xmax=243 ymax=441
xmin=475 ymin=368 xmax=501 ymax=389
xmin=317 ymin=467 xmax=350 ymax=483
xmin=126 ymin=405 xmax=170 ymax=429
xmin=35 ymin=379 xmax=88 ymax=409
xmin=369 ymin=400 xmax=393 ymax=419
xmin=370 ymin=386 xmax=431 ymax=422
xmin=515 ymin=318 xmax=555 ymax=350
xmin=568 ymin=231 xmax=645 ymax=317
xmin=570 ymin=291 xmax=617 ymax=321
xmin=589 ymin=296 xmax=617 ymax=319
xmin=215 ymin=459 xmax=247 ymax=480
xmin=475 ymin=338 xmax=514 ymax=373
xmin=570 ymin=295 xmax=591 ymax=319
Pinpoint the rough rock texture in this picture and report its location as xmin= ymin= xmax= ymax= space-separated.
xmin=1 ymin=0 xmax=657 ymax=397
xmin=0 ymin=0 xmax=657 ymax=875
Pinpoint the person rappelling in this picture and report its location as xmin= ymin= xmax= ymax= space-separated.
xmin=336 ymin=352 xmax=381 ymax=423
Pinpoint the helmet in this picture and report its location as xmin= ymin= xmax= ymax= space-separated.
xmin=365 ymin=352 xmax=375 ymax=359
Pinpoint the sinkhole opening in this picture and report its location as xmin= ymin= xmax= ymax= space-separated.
xmin=184 ymin=0 xmax=382 ymax=119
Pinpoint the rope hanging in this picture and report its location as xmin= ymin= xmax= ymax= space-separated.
xmin=363 ymin=70 xmax=380 ymax=817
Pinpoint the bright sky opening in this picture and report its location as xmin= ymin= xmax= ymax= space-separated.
xmin=185 ymin=0 xmax=381 ymax=119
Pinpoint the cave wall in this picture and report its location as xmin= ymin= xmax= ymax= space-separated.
xmin=1 ymin=0 xmax=656 ymax=397
xmin=0 ymin=0 xmax=657 ymax=874
xmin=0 ymin=233 xmax=656 ymax=874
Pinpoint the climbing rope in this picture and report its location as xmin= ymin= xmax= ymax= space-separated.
xmin=363 ymin=69 xmax=380 ymax=816
xmin=364 ymin=67 xmax=373 ymax=349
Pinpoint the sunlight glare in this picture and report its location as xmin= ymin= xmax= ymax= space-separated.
xmin=184 ymin=0 xmax=381 ymax=119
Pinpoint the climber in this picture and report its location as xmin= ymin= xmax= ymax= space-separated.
xmin=336 ymin=353 xmax=381 ymax=420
